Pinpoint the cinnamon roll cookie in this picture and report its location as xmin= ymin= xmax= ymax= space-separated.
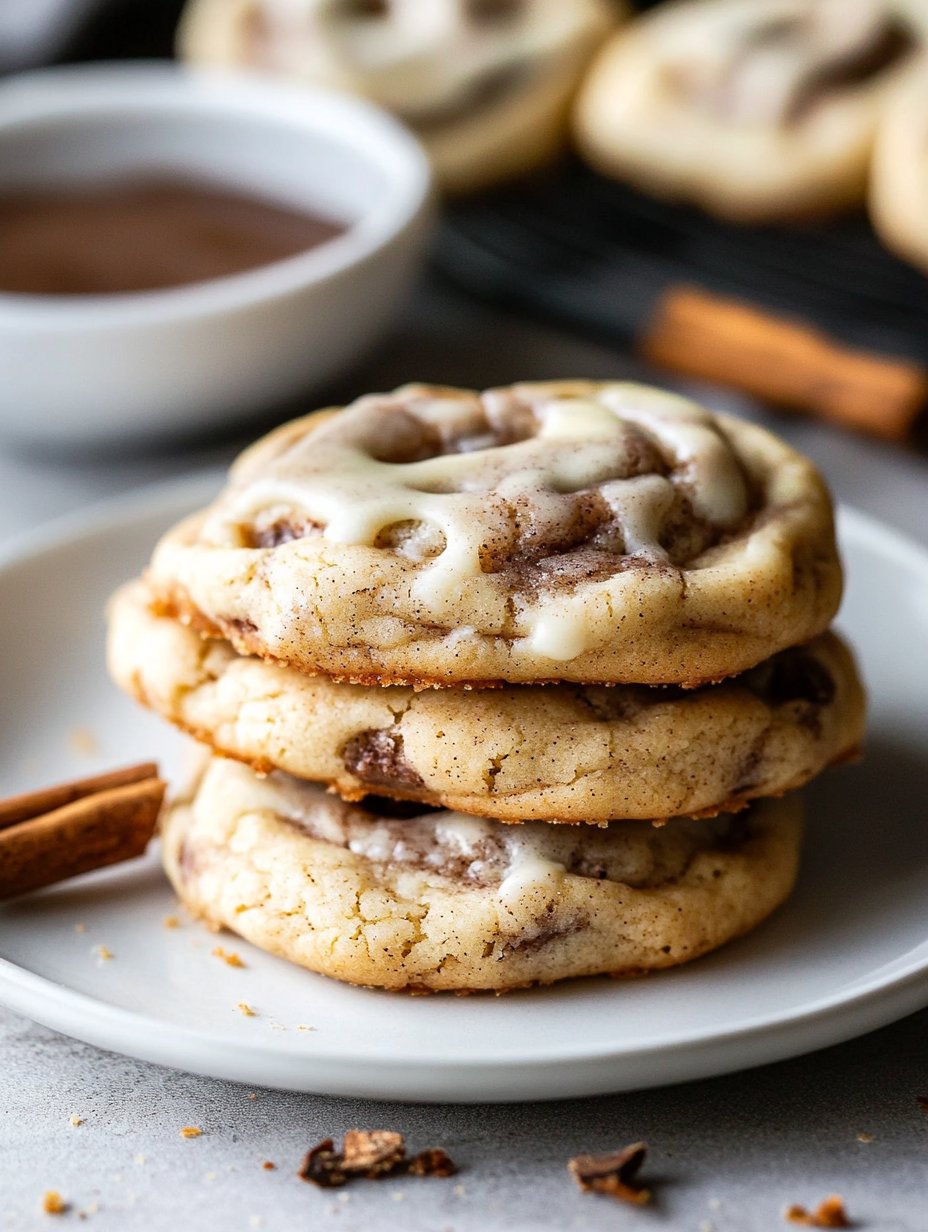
xmin=109 ymin=580 xmax=864 ymax=823
xmin=162 ymin=755 xmax=802 ymax=991
xmin=869 ymin=59 xmax=928 ymax=272
xmin=574 ymin=0 xmax=923 ymax=222
xmin=146 ymin=381 xmax=843 ymax=687
xmin=177 ymin=0 xmax=618 ymax=192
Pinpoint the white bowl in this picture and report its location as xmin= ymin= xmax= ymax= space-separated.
xmin=0 ymin=63 xmax=434 ymax=447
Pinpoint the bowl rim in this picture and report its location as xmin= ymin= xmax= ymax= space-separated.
xmin=0 ymin=60 xmax=434 ymax=327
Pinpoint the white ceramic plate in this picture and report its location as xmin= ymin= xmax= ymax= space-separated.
xmin=1 ymin=474 xmax=927 ymax=1103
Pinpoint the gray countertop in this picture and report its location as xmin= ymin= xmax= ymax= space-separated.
xmin=2 ymin=279 xmax=927 ymax=1231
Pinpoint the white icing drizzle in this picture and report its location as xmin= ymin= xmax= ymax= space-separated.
xmin=599 ymin=474 xmax=673 ymax=558
xmin=496 ymin=844 xmax=565 ymax=911
xmin=526 ymin=599 xmax=602 ymax=662
xmin=204 ymin=384 xmax=750 ymax=661
xmin=197 ymin=760 xmax=735 ymax=904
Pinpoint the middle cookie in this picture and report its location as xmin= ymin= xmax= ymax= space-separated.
xmin=109 ymin=580 xmax=865 ymax=824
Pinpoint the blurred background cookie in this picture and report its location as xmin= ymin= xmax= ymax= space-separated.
xmin=869 ymin=55 xmax=928 ymax=273
xmin=177 ymin=0 xmax=621 ymax=192
xmin=573 ymin=0 xmax=924 ymax=222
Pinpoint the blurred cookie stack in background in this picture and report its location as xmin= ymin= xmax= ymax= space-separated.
xmin=108 ymin=381 xmax=865 ymax=991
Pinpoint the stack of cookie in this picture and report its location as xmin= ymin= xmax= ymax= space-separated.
xmin=108 ymin=381 xmax=864 ymax=991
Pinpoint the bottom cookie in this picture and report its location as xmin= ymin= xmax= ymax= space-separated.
xmin=162 ymin=757 xmax=803 ymax=992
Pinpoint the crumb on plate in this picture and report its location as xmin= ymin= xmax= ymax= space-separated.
xmin=212 ymin=946 xmax=245 ymax=968
xmin=42 ymin=1192 xmax=67 ymax=1215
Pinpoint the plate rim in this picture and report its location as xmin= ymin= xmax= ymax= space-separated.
xmin=1 ymin=480 xmax=928 ymax=1098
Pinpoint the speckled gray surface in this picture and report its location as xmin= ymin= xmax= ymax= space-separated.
xmin=3 ymin=1005 xmax=928 ymax=1230
xmin=2 ymin=282 xmax=927 ymax=1230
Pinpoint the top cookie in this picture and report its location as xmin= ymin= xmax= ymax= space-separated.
xmin=147 ymin=380 xmax=843 ymax=687
xmin=177 ymin=0 xmax=618 ymax=194
xmin=574 ymin=0 xmax=923 ymax=222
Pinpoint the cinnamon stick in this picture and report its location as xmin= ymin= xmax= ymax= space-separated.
xmin=641 ymin=285 xmax=928 ymax=442
xmin=0 ymin=764 xmax=164 ymax=899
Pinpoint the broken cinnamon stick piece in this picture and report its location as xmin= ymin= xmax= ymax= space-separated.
xmin=641 ymin=285 xmax=928 ymax=442
xmin=0 ymin=764 xmax=164 ymax=899
xmin=568 ymin=1142 xmax=652 ymax=1205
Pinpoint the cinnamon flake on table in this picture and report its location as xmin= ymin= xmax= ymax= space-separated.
xmin=567 ymin=1141 xmax=652 ymax=1205
xmin=784 ymin=1194 xmax=852 ymax=1228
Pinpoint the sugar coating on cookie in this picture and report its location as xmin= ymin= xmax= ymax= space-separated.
xmin=177 ymin=0 xmax=618 ymax=192
xmin=148 ymin=380 xmax=842 ymax=686
xmin=163 ymin=756 xmax=803 ymax=991
xmin=110 ymin=580 xmax=864 ymax=822
xmin=574 ymin=0 xmax=923 ymax=221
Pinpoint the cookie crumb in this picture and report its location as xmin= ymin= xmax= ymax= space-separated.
xmin=343 ymin=1130 xmax=406 ymax=1178
xmin=855 ymin=1132 xmax=874 ymax=1143
xmin=246 ymin=1092 xmax=258 ymax=1101
xmin=568 ymin=1142 xmax=651 ymax=1205
xmin=262 ymin=1161 xmax=276 ymax=1171
xmin=42 ymin=1192 xmax=67 ymax=1215
xmin=298 ymin=1132 xmax=457 ymax=1188
xmin=299 ymin=1139 xmax=347 ymax=1189
xmin=69 ymin=1114 xmax=82 ymax=1128
xmin=94 ymin=945 xmax=113 ymax=961
xmin=784 ymin=1195 xmax=851 ymax=1227
xmin=212 ymin=946 xmax=245 ymax=968
xmin=297 ymin=1024 xmax=317 ymax=1032
xmin=163 ymin=915 xmax=180 ymax=929
xmin=237 ymin=1002 xmax=257 ymax=1017
xmin=408 ymin=1148 xmax=457 ymax=1178
xmin=179 ymin=1126 xmax=203 ymax=1140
